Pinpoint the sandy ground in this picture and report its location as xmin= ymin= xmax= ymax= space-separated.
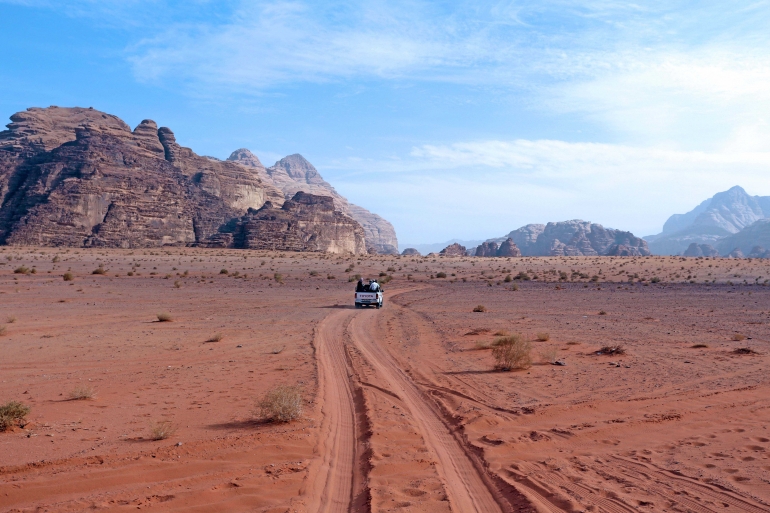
xmin=1 ymin=248 xmax=770 ymax=512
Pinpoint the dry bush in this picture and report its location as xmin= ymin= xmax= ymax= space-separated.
xmin=596 ymin=345 xmax=625 ymax=355
xmin=173 ymin=280 xmax=181 ymax=288
xmin=536 ymin=332 xmax=550 ymax=342
xmin=157 ymin=312 xmax=173 ymax=322
xmin=149 ymin=420 xmax=177 ymax=440
xmin=598 ymin=310 xmax=607 ymax=315
xmin=220 ymin=269 xmax=229 ymax=275
xmin=69 ymin=385 xmax=95 ymax=400
xmin=0 ymin=401 xmax=30 ymax=431
xmin=731 ymin=333 xmax=746 ymax=341
xmin=0 ymin=326 xmax=6 ymax=337
xmin=63 ymin=272 xmax=74 ymax=281
xmin=733 ymin=347 xmax=758 ymax=355
xmin=473 ymin=305 xmax=487 ymax=313
xmin=274 ymin=273 xmax=284 ymax=283
xmin=206 ymin=333 xmax=223 ymax=342
xmin=492 ymin=334 xmax=532 ymax=371
xmin=691 ymin=343 xmax=709 ymax=348
xmin=538 ymin=345 xmax=559 ymax=364
xmin=474 ymin=340 xmax=492 ymax=350
xmin=511 ymin=283 xmax=520 ymax=291
xmin=14 ymin=266 xmax=30 ymax=274
xmin=436 ymin=272 xmax=447 ymax=278
xmin=271 ymin=346 xmax=285 ymax=354
xmin=92 ymin=267 xmax=106 ymax=275
xmin=256 ymin=385 xmax=303 ymax=423
xmin=6 ymin=316 xmax=17 ymax=324
xmin=493 ymin=330 xmax=510 ymax=336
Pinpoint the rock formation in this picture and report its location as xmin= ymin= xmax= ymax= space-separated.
xmin=224 ymin=192 xmax=366 ymax=253
xmin=645 ymin=186 xmax=770 ymax=255
xmin=715 ymin=218 xmax=770 ymax=257
xmin=0 ymin=106 xmax=365 ymax=253
xmin=475 ymin=241 xmax=498 ymax=257
xmin=727 ymin=248 xmax=745 ymax=259
xmin=440 ymin=243 xmax=467 ymax=256
xmin=683 ymin=243 xmax=719 ymax=257
xmin=228 ymin=150 xmax=398 ymax=254
xmin=401 ymin=248 xmax=420 ymax=256
xmin=475 ymin=238 xmax=522 ymax=257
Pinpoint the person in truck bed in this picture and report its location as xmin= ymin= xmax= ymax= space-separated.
xmin=356 ymin=278 xmax=366 ymax=292
xmin=369 ymin=279 xmax=380 ymax=292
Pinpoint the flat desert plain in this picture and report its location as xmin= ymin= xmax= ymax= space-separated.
xmin=2 ymin=248 xmax=770 ymax=513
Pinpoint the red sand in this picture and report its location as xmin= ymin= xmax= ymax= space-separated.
xmin=2 ymin=248 xmax=769 ymax=512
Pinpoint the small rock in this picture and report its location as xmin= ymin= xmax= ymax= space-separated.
xmin=236 ymin=345 xmax=243 ymax=348
xmin=553 ymin=360 xmax=566 ymax=366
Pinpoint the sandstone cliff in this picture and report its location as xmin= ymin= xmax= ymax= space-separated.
xmin=227 ymin=150 xmax=399 ymax=254
xmin=0 ymin=107 xmax=364 ymax=253
xmin=440 ymin=243 xmax=467 ymax=256
xmin=474 ymin=238 xmax=522 ymax=257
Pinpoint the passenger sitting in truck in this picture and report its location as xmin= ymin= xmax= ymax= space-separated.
xmin=356 ymin=278 xmax=365 ymax=292
xmin=369 ymin=279 xmax=380 ymax=292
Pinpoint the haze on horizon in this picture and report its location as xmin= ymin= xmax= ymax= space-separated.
xmin=1 ymin=0 xmax=769 ymax=245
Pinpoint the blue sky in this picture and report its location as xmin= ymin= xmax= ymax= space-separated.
xmin=2 ymin=1 xmax=770 ymax=244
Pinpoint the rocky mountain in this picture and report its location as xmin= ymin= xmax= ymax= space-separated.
xmin=645 ymin=186 xmax=770 ymax=255
xmin=227 ymin=149 xmax=398 ymax=254
xmin=439 ymin=243 xmax=467 ymax=256
xmin=0 ymin=106 xmax=367 ymax=253
xmin=474 ymin=238 xmax=522 ymax=257
xmin=488 ymin=220 xmax=649 ymax=257
xmin=715 ymin=219 xmax=770 ymax=257
xmin=683 ymin=243 xmax=719 ymax=257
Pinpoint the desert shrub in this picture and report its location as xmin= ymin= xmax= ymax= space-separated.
xmin=256 ymin=385 xmax=303 ymax=423
xmin=149 ymin=420 xmax=177 ymax=440
xmin=511 ymin=283 xmax=520 ymax=291
xmin=472 ymin=305 xmax=487 ymax=313
xmin=514 ymin=272 xmax=531 ymax=281
xmin=157 ymin=312 xmax=173 ymax=322
xmin=538 ymin=345 xmax=559 ymax=364
xmin=598 ymin=310 xmax=607 ymax=315
xmin=379 ymin=271 xmax=387 ymax=277
xmin=5 ymin=316 xmax=14 ymax=324
xmin=691 ymin=343 xmax=709 ymax=348
xmin=536 ymin=332 xmax=550 ymax=342
xmin=596 ymin=345 xmax=625 ymax=355
xmin=326 ymin=274 xmax=335 ymax=280
xmin=387 ymin=267 xmax=395 ymax=272
xmin=492 ymin=335 xmax=532 ymax=371
xmin=0 ymin=326 xmax=6 ymax=337
xmin=63 ymin=272 xmax=74 ymax=281
xmin=220 ymin=269 xmax=229 ymax=275
xmin=14 ymin=266 xmax=30 ymax=274
xmin=731 ymin=333 xmax=746 ymax=341
xmin=309 ymin=270 xmax=319 ymax=276
xmin=504 ymin=274 xmax=512 ymax=282
xmin=474 ymin=340 xmax=492 ymax=350
xmin=493 ymin=330 xmax=510 ymax=336
xmin=92 ymin=267 xmax=106 ymax=275
xmin=127 ymin=271 xmax=134 ymax=276
xmin=173 ymin=280 xmax=181 ymax=288
xmin=436 ymin=272 xmax=447 ymax=278
xmin=590 ymin=275 xmax=599 ymax=282
xmin=651 ymin=277 xmax=661 ymax=283
xmin=206 ymin=333 xmax=223 ymax=342
xmin=0 ymin=401 xmax=30 ymax=431
xmin=733 ymin=347 xmax=757 ymax=355
xmin=380 ymin=275 xmax=392 ymax=284
xmin=69 ymin=385 xmax=95 ymax=400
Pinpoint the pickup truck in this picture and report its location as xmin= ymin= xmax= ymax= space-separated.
xmin=355 ymin=290 xmax=383 ymax=309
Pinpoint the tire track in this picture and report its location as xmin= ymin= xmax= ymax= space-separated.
xmin=305 ymin=309 xmax=367 ymax=513
xmin=348 ymin=309 xmax=507 ymax=513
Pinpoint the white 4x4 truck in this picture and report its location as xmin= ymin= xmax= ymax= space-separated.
xmin=355 ymin=290 xmax=383 ymax=309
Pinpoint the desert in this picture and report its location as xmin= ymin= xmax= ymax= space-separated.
xmin=3 ymin=248 xmax=770 ymax=512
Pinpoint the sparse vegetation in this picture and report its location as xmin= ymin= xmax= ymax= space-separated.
xmin=256 ymin=384 xmax=303 ymax=423
xmin=692 ymin=343 xmax=709 ymax=348
xmin=149 ymin=420 xmax=177 ymax=440
xmin=0 ymin=401 xmax=30 ymax=431
xmin=157 ymin=312 xmax=173 ymax=322
xmin=733 ymin=347 xmax=758 ymax=355
xmin=493 ymin=330 xmax=510 ymax=336
xmin=598 ymin=310 xmax=607 ymax=315
xmin=68 ymin=385 xmax=95 ymax=400
xmin=206 ymin=333 xmax=223 ymax=342
xmin=0 ymin=326 xmax=5 ymax=337
xmin=173 ymin=280 xmax=181 ymax=288
xmin=536 ymin=332 xmax=550 ymax=342
xmin=220 ymin=269 xmax=229 ymax=275
xmin=473 ymin=305 xmax=487 ymax=313
xmin=492 ymin=334 xmax=532 ymax=371
xmin=731 ymin=333 xmax=746 ymax=341
xmin=596 ymin=345 xmax=625 ymax=355
xmin=436 ymin=272 xmax=447 ymax=278
xmin=92 ymin=267 xmax=106 ymax=275
xmin=14 ymin=266 xmax=30 ymax=274
xmin=63 ymin=272 xmax=74 ymax=281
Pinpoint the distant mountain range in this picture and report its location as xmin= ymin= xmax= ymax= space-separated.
xmin=644 ymin=186 xmax=770 ymax=256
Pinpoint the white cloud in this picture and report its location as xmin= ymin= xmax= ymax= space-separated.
xmin=330 ymin=138 xmax=770 ymax=242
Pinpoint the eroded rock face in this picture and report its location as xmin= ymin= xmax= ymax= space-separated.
xmin=497 ymin=238 xmax=522 ymax=257
xmin=440 ymin=243 xmax=467 ymax=256
xmin=0 ymin=107 xmax=358 ymax=252
xmin=229 ymin=192 xmax=366 ymax=254
xmin=401 ymin=248 xmax=421 ymax=256
xmin=683 ymin=243 xmax=719 ymax=257
xmin=748 ymin=246 xmax=770 ymax=259
xmin=475 ymin=238 xmax=522 ymax=257
xmin=228 ymin=150 xmax=399 ymax=254
xmin=500 ymin=220 xmax=649 ymax=257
